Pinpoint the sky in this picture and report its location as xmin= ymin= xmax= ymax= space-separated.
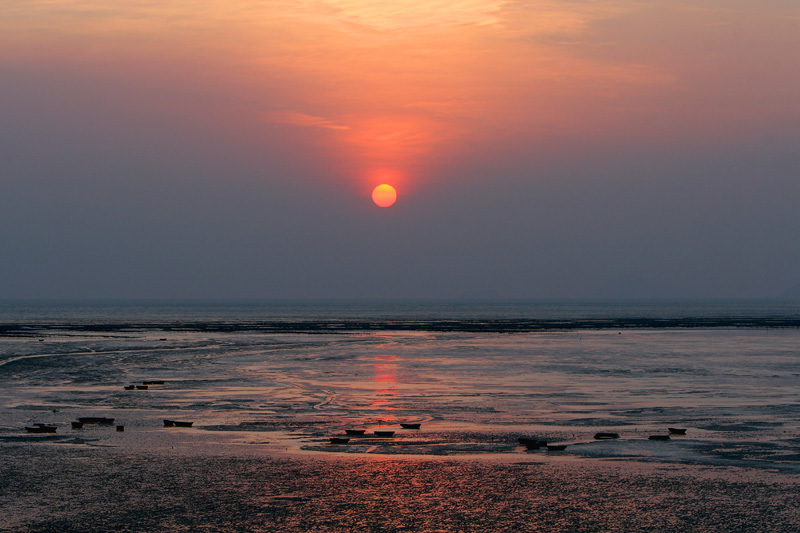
xmin=1 ymin=0 xmax=799 ymax=300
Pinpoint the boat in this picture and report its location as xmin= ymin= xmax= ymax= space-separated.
xmin=329 ymin=437 xmax=350 ymax=444
xmin=374 ymin=430 xmax=395 ymax=437
xmin=400 ymin=423 xmax=421 ymax=429
xmin=78 ymin=417 xmax=115 ymax=425
xmin=116 ymin=425 xmax=125 ymax=432
xmin=524 ymin=442 xmax=541 ymax=450
xmin=124 ymin=385 xmax=135 ymax=390
xmin=135 ymin=385 xmax=149 ymax=390
xmin=547 ymin=445 xmax=568 ymax=451
xmin=594 ymin=432 xmax=620 ymax=440
xmin=163 ymin=420 xmax=174 ymax=427
xmin=172 ymin=421 xmax=193 ymax=427
xmin=71 ymin=421 xmax=83 ymax=429
xmin=648 ymin=435 xmax=670 ymax=441
xmin=668 ymin=428 xmax=687 ymax=435
xmin=345 ymin=429 xmax=366 ymax=436
xmin=26 ymin=425 xmax=57 ymax=433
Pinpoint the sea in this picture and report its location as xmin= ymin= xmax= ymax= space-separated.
xmin=1 ymin=299 xmax=799 ymax=532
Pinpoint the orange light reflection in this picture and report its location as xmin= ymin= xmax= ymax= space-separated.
xmin=369 ymin=355 xmax=399 ymax=413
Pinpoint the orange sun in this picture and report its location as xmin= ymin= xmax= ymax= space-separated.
xmin=372 ymin=184 xmax=397 ymax=207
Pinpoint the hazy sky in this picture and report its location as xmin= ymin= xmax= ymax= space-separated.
xmin=2 ymin=1 xmax=799 ymax=299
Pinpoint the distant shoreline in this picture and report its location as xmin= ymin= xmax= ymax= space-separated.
xmin=3 ymin=316 xmax=800 ymax=336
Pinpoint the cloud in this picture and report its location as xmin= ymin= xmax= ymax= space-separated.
xmin=263 ymin=110 xmax=350 ymax=131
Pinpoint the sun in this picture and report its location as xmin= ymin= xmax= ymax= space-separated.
xmin=372 ymin=184 xmax=397 ymax=207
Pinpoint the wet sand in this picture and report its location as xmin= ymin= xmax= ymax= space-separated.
xmin=3 ymin=440 xmax=800 ymax=532
xmin=2 ymin=316 xmax=800 ymax=531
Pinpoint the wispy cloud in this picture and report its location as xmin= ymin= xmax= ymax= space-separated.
xmin=263 ymin=110 xmax=350 ymax=131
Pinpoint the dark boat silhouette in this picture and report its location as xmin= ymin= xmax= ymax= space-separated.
xmin=374 ymin=430 xmax=395 ymax=437
xmin=78 ymin=417 xmax=115 ymax=425
xmin=648 ymin=435 xmax=670 ymax=441
xmin=71 ymin=421 xmax=83 ymax=429
xmin=400 ymin=423 xmax=421 ymax=429
xmin=547 ymin=445 xmax=567 ymax=451
xmin=594 ymin=432 xmax=620 ymax=440
xmin=172 ymin=421 xmax=193 ymax=427
xmin=345 ymin=429 xmax=366 ymax=436
xmin=135 ymin=385 xmax=149 ymax=390
xmin=524 ymin=442 xmax=541 ymax=450
xmin=124 ymin=385 xmax=135 ymax=390
xmin=26 ymin=425 xmax=57 ymax=433
xmin=329 ymin=437 xmax=350 ymax=444
xmin=668 ymin=428 xmax=687 ymax=435
xmin=163 ymin=419 xmax=174 ymax=427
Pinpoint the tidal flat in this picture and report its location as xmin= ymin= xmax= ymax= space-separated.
xmin=2 ymin=301 xmax=800 ymax=531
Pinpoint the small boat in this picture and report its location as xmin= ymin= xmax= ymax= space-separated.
xmin=594 ymin=432 xmax=620 ymax=440
xmin=116 ymin=425 xmax=125 ymax=432
xmin=71 ymin=421 xmax=83 ymax=429
xmin=163 ymin=420 xmax=174 ymax=427
xmin=524 ymin=442 xmax=541 ymax=450
xmin=135 ymin=385 xmax=149 ymax=390
xmin=124 ymin=385 xmax=135 ymax=390
xmin=26 ymin=425 xmax=57 ymax=434
xmin=374 ymin=430 xmax=395 ymax=437
xmin=172 ymin=421 xmax=193 ymax=427
xmin=78 ymin=417 xmax=115 ymax=425
xmin=668 ymin=428 xmax=687 ymax=435
xmin=648 ymin=435 xmax=670 ymax=441
xmin=329 ymin=437 xmax=350 ymax=444
xmin=400 ymin=423 xmax=421 ymax=429
xmin=143 ymin=380 xmax=164 ymax=385
xmin=547 ymin=445 xmax=568 ymax=451
xmin=345 ymin=429 xmax=366 ymax=436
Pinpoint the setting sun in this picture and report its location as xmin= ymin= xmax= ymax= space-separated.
xmin=372 ymin=184 xmax=397 ymax=207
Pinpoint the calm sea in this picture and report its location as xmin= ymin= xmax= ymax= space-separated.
xmin=1 ymin=298 xmax=799 ymax=325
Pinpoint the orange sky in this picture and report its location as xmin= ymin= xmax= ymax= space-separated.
xmin=4 ymin=1 xmax=797 ymax=196
xmin=1 ymin=1 xmax=800 ymax=299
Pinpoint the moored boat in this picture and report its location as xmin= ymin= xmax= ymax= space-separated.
xmin=26 ymin=425 xmax=57 ymax=433
xmin=329 ymin=437 xmax=350 ymax=444
xmin=374 ymin=430 xmax=395 ymax=437
xmin=345 ymin=429 xmax=366 ymax=436
xmin=594 ymin=432 xmax=620 ymax=440
xmin=124 ymin=385 xmax=135 ymax=390
xmin=172 ymin=421 xmax=193 ymax=427
xmin=668 ymin=427 xmax=687 ymax=435
xmin=78 ymin=417 xmax=115 ymax=425
xmin=163 ymin=420 xmax=174 ymax=427
xmin=71 ymin=421 xmax=83 ymax=429
xmin=648 ymin=435 xmax=670 ymax=441
xmin=400 ymin=423 xmax=421 ymax=429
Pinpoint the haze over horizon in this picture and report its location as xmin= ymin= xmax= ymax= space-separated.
xmin=2 ymin=1 xmax=799 ymax=300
